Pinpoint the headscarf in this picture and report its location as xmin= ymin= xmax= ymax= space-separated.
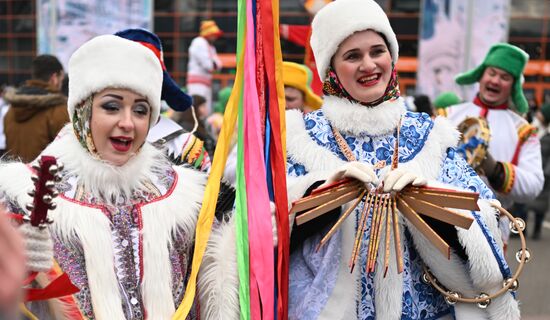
xmin=72 ymin=96 xmax=100 ymax=159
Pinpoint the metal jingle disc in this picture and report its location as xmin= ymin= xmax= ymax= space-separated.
xmin=515 ymin=248 xmax=531 ymax=263
xmin=444 ymin=291 xmax=460 ymax=305
xmin=509 ymin=218 xmax=526 ymax=234
xmin=45 ymin=180 xmax=56 ymax=190
xmin=48 ymin=165 xmax=59 ymax=175
xmin=25 ymin=203 xmax=34 ymax=211
xmin=42 ymin=194 xmax=53 ymax=204
xmin=504 ymin=278 xmax=519 ymax=292
xmin=476 ymin=293 xmax=491 ymax=309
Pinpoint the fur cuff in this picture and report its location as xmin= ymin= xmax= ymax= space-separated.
xmin=287 ymin=172 xmax=332 ymax=232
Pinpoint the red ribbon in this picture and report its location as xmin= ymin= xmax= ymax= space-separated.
xmin=25 ymin=273 xmax=80 ymax=302
xmin=6 ymin=212 xmax=23 ymax=221
xmin=260 ymin=1 xmax=290 ymax=319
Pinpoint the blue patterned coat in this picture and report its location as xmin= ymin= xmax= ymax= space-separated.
xmin=285 ymin=96 xmax=520 ymax=320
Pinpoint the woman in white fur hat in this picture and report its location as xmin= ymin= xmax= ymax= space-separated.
xmin=0 ymin=35 xmax=237 ymax=319
xmin=286 ymin=0 xmax=520 ymax=319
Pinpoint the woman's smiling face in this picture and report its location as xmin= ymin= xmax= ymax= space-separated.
xmin=332 ymin=29 xmax=392 ymax=104
xmin=90 ymin=88 xmax=151 ymax=166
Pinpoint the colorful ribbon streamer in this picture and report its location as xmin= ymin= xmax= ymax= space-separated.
xmin=244 ymin=0 xmax=275 ymax=318
xmin=172 ymin=0 xmax=288 ymax=318
xmin=172 ymin=0 xmax=247 ymax=315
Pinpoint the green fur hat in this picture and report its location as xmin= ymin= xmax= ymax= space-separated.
xmin=214 ymin=87 xmax=232 ymax=114
xmin=455 ymin=43 xmax=529 ymax=114
xmin=434 ymin=91 xmax=461 ymax=109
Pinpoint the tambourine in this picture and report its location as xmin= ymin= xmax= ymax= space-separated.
xmin=422 ymin=203 xmax=530 ymax=309
xmin=456 ymin=117 xmax=491 ymax=170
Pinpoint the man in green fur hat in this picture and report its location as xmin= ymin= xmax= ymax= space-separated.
xmin=446 ymin=43 xmax=543 ymax=246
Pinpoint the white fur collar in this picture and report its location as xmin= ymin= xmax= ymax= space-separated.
xmin=41 ymin=125 xmax=171 ymax=205
xmin=322 ymin=96 xmax=406 ymax=137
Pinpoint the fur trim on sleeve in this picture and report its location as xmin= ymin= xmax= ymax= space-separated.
xmin=286 ymin=109 xmax=344 ymax=173
xmin=140 ymin=166 xmax=206 ymax=318
xmin=198 ymin=215 xmax=240 ymax=319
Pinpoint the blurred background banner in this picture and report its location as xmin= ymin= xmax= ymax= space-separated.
xmin=417 ymin=0 xmax=511 ymax=101
xmin=37 ymin=0 xmax=152 ymax=68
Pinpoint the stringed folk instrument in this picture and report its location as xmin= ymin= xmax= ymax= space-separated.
xmin=21 ymin=156 xmax=80 ymax=305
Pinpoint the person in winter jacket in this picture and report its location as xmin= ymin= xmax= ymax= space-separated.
xmin=3 ymin=54 xmax=69 ymax=162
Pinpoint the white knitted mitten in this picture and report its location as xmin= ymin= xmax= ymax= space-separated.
xmin=381 ymin=168 xmax=427 ymax=192
xmin=19 ymin=224 xmax=53 ymax=272
xmin=322 ymin=161 xmax=379 ymax=188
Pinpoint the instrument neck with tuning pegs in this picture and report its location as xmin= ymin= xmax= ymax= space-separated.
xmin=24 ymin=156 xmax=63 ymax=229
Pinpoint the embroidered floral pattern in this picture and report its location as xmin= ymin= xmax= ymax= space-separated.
xmin=439 ymin=148 xmax=495 ymax=200
xmin=289 ymin=225 xmax=342 ymax=319
xmin=53 ymin=234 xmax=95 ymax=318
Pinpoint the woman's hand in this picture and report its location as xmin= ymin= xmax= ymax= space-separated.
xmin=381 ymin=168 xmax=427 ymax=192
xmin=0 ymin=210 xmax=25 ymax=311
xmin=323 ymin=162 xmax=379 ymax=187
xmin=19 ymin=223 xmax=53 ymax=273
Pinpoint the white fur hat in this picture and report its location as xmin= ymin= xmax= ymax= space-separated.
xmin=310 ymin=0 xmax=399 ymax=80
xmin=67 ymin=35 xmax=163 ymax=127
